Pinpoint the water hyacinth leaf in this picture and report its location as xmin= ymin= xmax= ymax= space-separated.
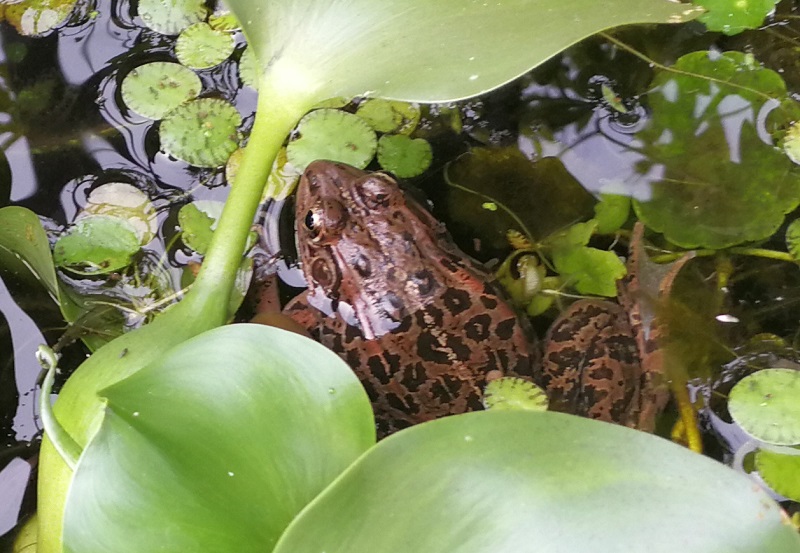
xmin=178 ymin=201 xmax=223 ymax=255
xmin=376 ymin=134 xmax=432 ymax=178
xmin=755 ymin=449 xmax=800 ymax=502
xmin=695 ymin=0 xmax=779 ymax=35
xmin=273 ymin=411 xmax=800 ymax=553
xmin=728 ymin=368 xmax=800 ymax=446
xmin=228 ymin=0 xmax=700 ymax=104
xmin=53 ymin=215 xmax=141 ymax=275
xmin=121 ymin=62 xmax=202 ymax=120
xmin=63 ymin=324 xmax=376 ymax=553
xmin=286 ymin=109 xmax=377 ymax=171
xmin=136 ymin=0 xmax=206 ymax=35
xmin=0 ymin=206 xmax=60 ymax=302
xmin=4 ymin=0 xmax=77 ymax=37
xmin=633 ymin=51 xmax=800 ymax=249
xmin=175 ymin=23 xmax=235 ymax=70
xmin=160 ymin=98 xmax=242 ymax=167
xmin=483 ymin=377 xmax=549 ymax=412
xmin=81 ymin=182 xmax=157 ymax=244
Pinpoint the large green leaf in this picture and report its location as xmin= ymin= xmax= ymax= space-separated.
xmin=230 ymin=0 xmax=701 ymax=103
xmin=0 ymin=206 xmax=59 ymax=302
xmin=62 ymin=324 xmax=375 ymax=553
xmin=276 ymin=411 xmax=800 ymax=553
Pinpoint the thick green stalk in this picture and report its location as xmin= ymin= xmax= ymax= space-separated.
xmin=37 ymin=77 xmax=316 ymax=553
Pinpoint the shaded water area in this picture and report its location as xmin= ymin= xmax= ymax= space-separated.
xmin=2 ymin=0 xmax=800 ymax=547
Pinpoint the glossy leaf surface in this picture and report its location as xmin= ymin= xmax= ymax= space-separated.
xmin=228 ymin=0 xmax=700 ymax=103
xmin=63 ymin=324 xmax=376 ymax=553
xmin=276 ymin=411 xmax=800 ymax=553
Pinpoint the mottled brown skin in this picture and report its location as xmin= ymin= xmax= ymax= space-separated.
xmin=541 ymin=224 xmax=674 ymax=432
xmin=284 ymin=161 xmax=537 ymax=435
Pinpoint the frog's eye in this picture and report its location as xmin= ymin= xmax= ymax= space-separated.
xmin=358 ymin=176 xmax=395 ymax=208
xmin=304 ymin=209 xmax=319 ymax=231
xmin=303 ymin=200 xmax=346 ymax=241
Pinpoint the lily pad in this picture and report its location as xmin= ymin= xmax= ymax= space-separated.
xmin=286 ymin=109 xmax=377 ymax=171
xmin=53 ymin=215 xmax=141 ymax=275
xmin=483 ymin=377 xmax=549 ymax=412
xmin=137 ymin=0 xmax=206 ymax=35
xmin=356 ymin=99 xmax=421 ymax=134
xmin=121 ymin=62 xmax=202 ymax=120
xmin=4 ymin=0 xmax=77 ymax=36
xmin=159 ymin=98 xmax=242 ymax=167
xmin=593 ymin=193 xmax=630 ymax=235
xmin=238 ymin=47 xmax=259 ymax=89
xmin=175 ymin=23 xmax=235 ymax=70
xmin=376 ymin=134 xmax=432 ymax=178
xmin=696 ymin=0 xmax=778 ymax=35
xmin=728 ymin=368 xmax=800 ymax=445
xmin=81 ymin=182 xmax=157 ymax=245
xmin=755 ymin=448 xmax=800 ymax=502
xmin=633 ymin=51 xmax=800 ymax=249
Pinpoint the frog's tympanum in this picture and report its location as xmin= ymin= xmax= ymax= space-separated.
xmin=284 ymin=161 xmax=538 ymax=434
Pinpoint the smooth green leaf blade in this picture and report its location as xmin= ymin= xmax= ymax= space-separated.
xmin=275 ymin=411 xmax=800 ymax=553
xmin=63 ymin=324 xmax=375 ymax=553
xmin=229 ymin=0 xmax=700 ymax=103
xmin=0 ymin=206 xmax=59 ymax=302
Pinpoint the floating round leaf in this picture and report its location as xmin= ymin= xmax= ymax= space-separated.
xmin=633 ymin=51 xmax=800 ymax=249
xmin=483 ymin=377 xmax=549 ymax=412
xmin=356 ymin=99 xmax=404 ymax=133
xmin=786 ymin=219 xmax=800 ymax=260
xmin=53 ymin=215 xmax=141 ymax=275
xmin=137 ymin=0 xmax=206 ymax=35
xmin=695 ymin=0 xmax=778 ymax=35
xmin=357 ymin=101 xmax=423 ymax=135
xmin=175 ymin=23 xmax=235 ymax=70
xmin=728 ymin=368 xmax=800 ymax=446
xmin=287 ymin=109 xmax=377 ymax=171
xmin=82 ymin=182 xmax=157 ymax=244
xmin=159 ymin=98 xmax=242 ymax=168
xmin=208 ymin=11 xmax=240 ymax=31
xmin=121 ymin=62 xmax=201 ymax=120
xmin=783 ymin=121 xmax=800 ymax=165
xmin=4 ymin=0 xmax=76 ymax=36
xmin=238 ymin=47 xmax=259 ymax=89
xmin=376 ymin=134 xmax=432 ymax=178
xmin=755 ymin=448 xmax=800 ymax=502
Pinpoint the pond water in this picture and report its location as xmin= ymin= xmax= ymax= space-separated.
xmin=2 ymin=0 xmax=800 ymax=548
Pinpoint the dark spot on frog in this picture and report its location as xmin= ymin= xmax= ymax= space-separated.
xmin=367 ymin=355 xmax=391 ymax=385
xmin=386 ymin=392 xmax=410 ymax=412
xmin=479 ymin=296 xmax=498 ymax=310
xmin=310 ymin=257 xmax=337 ymax=289
xmin=495 ymin=317 xmax=517 ymax=341
xmin=465 ymin=314 xmax=492 ymax=341
xmin=411 ymin=269 xmax=435 ymax=296
xmin=416 ymin=332 xmax=450 ymax=364
xmin=442 ymin=288 xmax=471 ymax=316
xmin=354 ymin=253 xmax=371 ymax=277
xmin=445 ymin=335 xmax=472 ymax=360
xmin=400 ymin=362 xmax=427 ymax=391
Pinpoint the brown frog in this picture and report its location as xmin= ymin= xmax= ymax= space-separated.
xmin=540 ymin=224 xmax=684 ymax=432
xmin=283 ymin=161 xmax=538 ymax=434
